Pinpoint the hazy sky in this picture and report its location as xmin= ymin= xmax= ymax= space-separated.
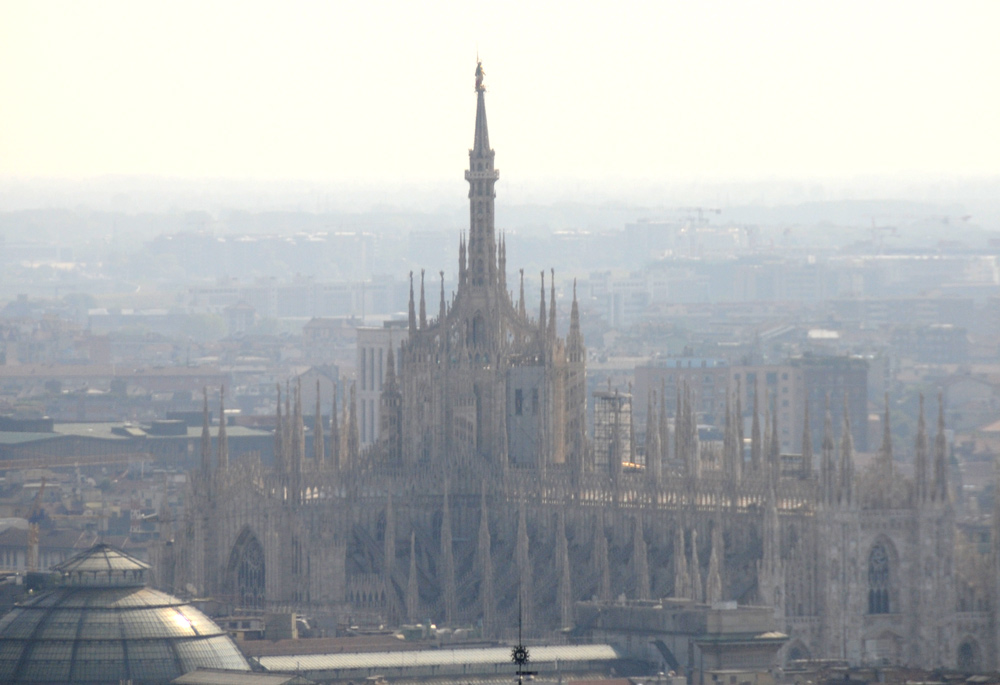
xmin=2 ymin=1 xmax=999 ymax=187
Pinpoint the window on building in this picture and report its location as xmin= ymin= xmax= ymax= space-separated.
xmin=228 ymin=529 xmax=266 ymax=610
xmin=515 ymin=389 xmax=523 ymax=416
xmin=868 ymin=543 xmax=891 ymax=614
xmin=532 ymin=388 xmax=539 ymax=415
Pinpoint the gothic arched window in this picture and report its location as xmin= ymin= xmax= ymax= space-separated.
xmin=472 ymin=312 xmax=485 ymax=348
xmin=868 ymin=543 xmax=890 ymax=614
xmin=228 ymin=528 xmax=266 ymax=610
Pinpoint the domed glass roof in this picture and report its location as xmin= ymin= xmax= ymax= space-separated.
xmin=0 ymin=544 xmax=251 ymax=684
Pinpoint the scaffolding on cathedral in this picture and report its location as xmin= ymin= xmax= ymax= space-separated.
xmin=593 ymin=390 xmax=633 ymax=471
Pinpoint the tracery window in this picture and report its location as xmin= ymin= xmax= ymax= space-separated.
xmin=228 ymin=529 xmax=265 ymax=610
xmin=868 ymin=543 xmax=890 ymax=614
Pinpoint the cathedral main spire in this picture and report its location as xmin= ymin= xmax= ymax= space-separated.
xmin=473 ymin=60 xmax=490 ymax=151
xmin=465 ymin=60 xmax=499 ymax=291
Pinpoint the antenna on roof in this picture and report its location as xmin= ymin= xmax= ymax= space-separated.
xmin=511 ymin=590 xmax=534 ymax=685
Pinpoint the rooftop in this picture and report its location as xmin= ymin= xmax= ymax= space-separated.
xmin=0 ymin=544 xmax=251 ymax=683
xmin=257 ymin=644 xmax=622 ymax=675
xmin=53 ymin=542 xmax=150 ymax=580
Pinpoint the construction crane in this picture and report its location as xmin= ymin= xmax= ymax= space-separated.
xmin=931 ymin=214 xmax=973 ymax=226
xmin=27 ymin=478 xmax=46 ymax=572
xmin=678 ymin=206 xmax=722 ymax=225
xmin=867 ymin=217 xmax=898 ymax=254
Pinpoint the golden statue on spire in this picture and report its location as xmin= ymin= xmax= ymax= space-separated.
xmin=475 ymin=60 xmax=485 ymax=92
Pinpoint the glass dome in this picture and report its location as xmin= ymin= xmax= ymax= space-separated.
xmin=0 ymin=544 xmax=251 ymax=684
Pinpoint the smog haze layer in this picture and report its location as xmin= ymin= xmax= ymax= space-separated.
xmin=1 ymin=1 xmax=999 ymax=214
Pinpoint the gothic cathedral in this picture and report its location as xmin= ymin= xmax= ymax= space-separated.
xmin=166 ymin=64 xmax=996 ymax=672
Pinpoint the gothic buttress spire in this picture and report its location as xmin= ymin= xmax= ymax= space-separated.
xmin=933 ymin=392 xmax=949 ymax=502
xmin=499 ymin=234 xmax=507 ymax=294
xmin=674 ymin=527 xmax=689 ymax=598
xmin=408 ymin=271 xmax=416 ymax=335
xmin=329 ymin=386 xmax=340 ymax=471
xmin=346 ymin=382 xmax=359 ymax=465
xmin=440 ymin=482 xmax=456 ymax=625
xmin=407 ymin=530 xmax=419 ymax=621
xmin=539 ymin=271 xmax=547 ymax=339
xmin=801 ymin=397 xmax=813 ymax=478
xmin=200 ymin=387 xmax=211 ymax=480
xmin=380 ymin=347 xmax=402 ymax=465
xmin=839 ymin=396 xmax=854 ymax=507
xmin=216 ymin=386 xmax=228 ymax=474
xmin=687 ymin=384 xmax=700 ymax=478
xmin=821 ymin=394 xmax=836 ymax=505
xmin=548 ymin=269 xmax=557 ymax=341
xmin=518 ymin=269 xmax=526 ymax=320
xmin=314 ymin=379 xmax=325 ymax=470
xmin=735 ymin=378 xmax=744 ymax=478
xmin=706 ymin=526 xmax=723 ymax=604
xmin=567 ymin=279 xmax=584 ymax=363
xmin=419 ymin=269 xmax=427 ymax=329
xmin=439 ymin=271 xmax=446 ymax=322
xmin=477 ymin=481 xmax=494 ymax=637
xmin=690 ymin=528 xmax=703 ymax=602
xmin=459 ymin=233 xmax=467 ymax=285
xmin=768 ymin=394 xmax=780 ymax=485
xmin=284 ymin=380 xmax=291 ymax=470
xmin=724 ymin=390 xmax=740 ymax=481
xmin=915 ymin=393 xmax=929 ymax=503
xmin=275 ymin=383 xmax=285 ymax=474
xmin=292 ymin=379 xmax=304 ymax=485
xmin=674 ymin=386 xmax=683 ymax=471
xmin=674 ymin=526 xmax=692 ymax=599
xmin=384 ymin=492 xmax=395 ymax=579
xmin=632 ymin=515 xmax=650 ymax=601
xmin=730 ymin=390 xmax=743 ymax=481
xmin=557 ymin=509 xmax=572 ymax=626
xmin=751 ymin=383 xmax=762 ymax=472
xmin=645 ymin=390 xmax=661 ymax=485
xmin=878 ymin=393 xmax=894 ymax=484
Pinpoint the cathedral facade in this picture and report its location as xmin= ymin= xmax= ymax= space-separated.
xmin=166 ymin=66 xmax=997 ymax=673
